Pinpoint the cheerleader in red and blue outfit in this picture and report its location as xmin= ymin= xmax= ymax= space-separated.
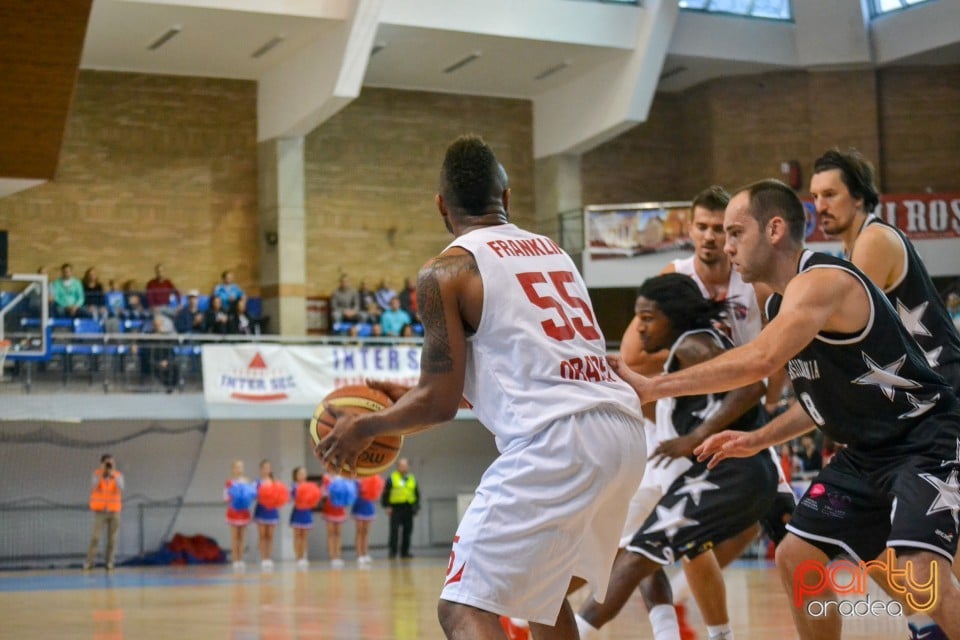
xmin=254 ymin=459 xmax=279 ymax=570
xmin=224 ymin=460 xmax=252 ymax=570
xmin=289 ymin=467 xmax=316 ymax=569
xmin=353 ymin=475 xmax=384 ymax=566
xmin=321 ymin=474 xmax=348 ymax=568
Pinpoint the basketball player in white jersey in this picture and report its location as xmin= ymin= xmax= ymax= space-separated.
xmin=317 ymin=135 xmax=647 ymax=639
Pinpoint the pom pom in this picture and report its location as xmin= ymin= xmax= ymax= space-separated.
xmin=228 ymin=482 xmax=257 ymax=510
xmin=358 ymin=475 xmax=385 ymax=501
xmin=294 ymin=482 xmax=322 ymax=510
xmin=257 ymin=481 xmax=289 ymax=509
xmin=328 ymin=477 xmax=358 ymax=508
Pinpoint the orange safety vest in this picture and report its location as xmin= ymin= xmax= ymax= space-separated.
xmin=90 ymin=469 xmax=123 ymax=512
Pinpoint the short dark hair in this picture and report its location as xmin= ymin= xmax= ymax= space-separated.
xmin=100 ymin=453 xmax=113 ymax=463
xmin=439 ymin=135 xmax=508 ymax=217
xmin=637 ymin=273 xmax=727 ymax=334
xmin=735 ymin=179 xmax=806 ymax=244
xmin=813 ymin=149 xmax=880 ymax=211
xmin=691 ymin=185 xmax=730 ymax=212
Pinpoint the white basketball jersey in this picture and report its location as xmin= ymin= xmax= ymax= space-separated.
xmin=447 ymin=224 xmax=642 ymax=450
xmin=672 ymin=256 xmax=762 ymax=346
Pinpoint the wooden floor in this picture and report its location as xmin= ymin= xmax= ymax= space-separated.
xmin=0 ymin=558 xmax=908 ymax=639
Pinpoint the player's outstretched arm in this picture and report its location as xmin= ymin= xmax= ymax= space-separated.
xmin=694 ymin=402 xmax=814 ymax=469
xmin=318 ymin=250 xmax=474 ymax=474
xmin=651 ymin=334 xmax=766 ymax=465
xmin=641 ymin=268 xmax=856 ymax=405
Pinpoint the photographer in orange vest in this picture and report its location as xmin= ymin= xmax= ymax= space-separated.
xmin=84 ymin=453 xmax=124 ymax=571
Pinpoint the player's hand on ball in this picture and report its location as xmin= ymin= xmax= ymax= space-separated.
xmin=365 ymin=379 xmax=411 ymax=403
xmin=694 ymin=430 xmax=757 ymax=469
xmin=316 ymin=403 xmax=374 ymax=477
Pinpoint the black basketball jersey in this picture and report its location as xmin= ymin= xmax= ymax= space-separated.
xmin=663 ymin=328 xmax=760 ymax=437
xmin=767 ymin=251 xmax=955 ymax=450
xmin=857 ymin=214 xmax=960 ymax=372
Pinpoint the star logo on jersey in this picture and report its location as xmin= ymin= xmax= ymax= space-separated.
xmin=919 ymin=469 xmax=960 ymax=532
xmin=896 ymin=299 xmax=932 ymax=338
xmin=674 ymin=469 xmax=720 ymax=506
xmin=924 ymin=345 xmax=943 ymax=369
xmin=643 ymin=497 xmax=699 ymax=541
xmin=852 ymin=353 xmax=921 ymax=401
xmin=900 ymin=393 xmax=939 ymax=420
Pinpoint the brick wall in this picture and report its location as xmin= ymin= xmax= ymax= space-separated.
xmin=2 ymin=66 xmax=954 ymax=303
xmin=303 ymin=88 xmax=534 ymax=297
xmin=0 ymin=71 xmax=260 ymax=295
xmin=582 ymin=66 xmax=959 ymax=206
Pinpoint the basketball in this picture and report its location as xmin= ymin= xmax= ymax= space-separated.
xmin=309 ymin=385 xmax=403 ymax=476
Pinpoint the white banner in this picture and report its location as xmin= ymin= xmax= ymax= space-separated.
xmin=202 ymin=344 xmax=422 ymax=410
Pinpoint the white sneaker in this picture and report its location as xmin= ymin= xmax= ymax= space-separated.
xmin=261 ymin=559 xmax=274 ymax=571
xmin=232 ymin=560 xmax=246 ymax=571
xmin=331 ymin=558 xmax=345 ymax=569
xmin=357 ymin=555 xmax=372 ymax=566
xmin=296 ymin=558 xmax=309 ymax=570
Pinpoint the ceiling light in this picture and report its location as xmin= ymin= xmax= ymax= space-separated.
xmin=535 ymin=60 xmax=571 ymax=81
xmin=147 ymin=25 xmax=182 ymax=51
xmin=443 ymin=51 xmax=482 ymax=74
xmin=251 ymin=35 xmax=285 ymax=59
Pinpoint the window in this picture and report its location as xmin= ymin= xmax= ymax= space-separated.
xmin=870 ymin=0 xmax=934 ymax=16
xmin=679 ymin=0 xmax=792 ymax=21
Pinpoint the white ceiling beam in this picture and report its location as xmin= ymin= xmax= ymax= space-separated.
xmin=257 ymin=0 xmax=383 ymax=141
xmin=531 ymin=0 xmax=677 ymax=158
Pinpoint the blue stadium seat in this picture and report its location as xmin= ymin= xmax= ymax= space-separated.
xmin=197 ymin=295 xmax=211 ymax=312
xmin=73 ymin=318 xmax=104 ymax=334
xmin=247 ymin=297 xmax=261 ymax=318
xmin=121 ymin=319 xmax=146 ymax=333
xmin=355 ymin=323 xmax=373 ymax=337
xmin=412 ymin=323 xmax=424 ymax=336
xmin=332 ymin=321 xmax=355 ymax=335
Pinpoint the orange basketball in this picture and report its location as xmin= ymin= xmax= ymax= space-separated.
xmin=309 ymin=385 xmax=403 ymax=476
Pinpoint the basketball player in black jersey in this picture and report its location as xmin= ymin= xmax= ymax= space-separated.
xmin=577 ymin=273 xmax=778 ymax=640
xmin=810 ymin=148 xmax=960 ymax=393
xmin=612 ymin=179 xmax=960 ymax=639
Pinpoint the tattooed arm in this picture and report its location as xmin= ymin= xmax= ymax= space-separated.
xmin=317 ymin=248 xmax=479 ymax=474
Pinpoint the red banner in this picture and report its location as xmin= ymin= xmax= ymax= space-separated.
xmin=804 ymin=193 xmax=960 ymax=242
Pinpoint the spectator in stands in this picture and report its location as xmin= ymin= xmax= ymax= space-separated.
xmin=380 ymin=296 xmax=412 ymax=337
xmin=84 ymin=453 xmax=124 ymax=572
xmin=121 ymin=293 xmax=151 ymax=322
xmin=213 ymin=270 xmax=245 ymax=310
xmin=227 ymin=295 xmax=256 ymax=335
xmin=205 ymin=295 xmax=230 ymax=335
xmin=331 ymin=275 xmax=363 ymax=327
xmin=398 ymin=276 xmax=419 ymax=322
xmin=174 ymin=290 xmax=206 ymax=334
xmin=145 ymin=263 xmax=179 ymax=310
xmin=51 ymin=263 xmax=85 ymax=318
xmin=104 ymin=280 xmax=126 ymax=317
xmin=357 ymin=280 xmax=381 ymax=324
xmin=948 ymin=292 xmax=960 ymax=333
xmin=140 ymin=312 xmax=178 ymax=392
xmin=82 ymin=267 xmax=107 ymax=320
xmin=374 ymin=279 xmax=397 ymax=312
xmin=796 ymin=433 xmax=823 ymax=473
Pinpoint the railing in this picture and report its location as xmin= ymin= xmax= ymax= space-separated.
xmin=0 ymin=332 xmax=425 ymax=394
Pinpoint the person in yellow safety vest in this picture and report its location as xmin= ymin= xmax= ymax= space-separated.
xmin=380 ymin=458 xmax=420 ymax=559
xmin=84 ymin=453 xmax=124 ymax=571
